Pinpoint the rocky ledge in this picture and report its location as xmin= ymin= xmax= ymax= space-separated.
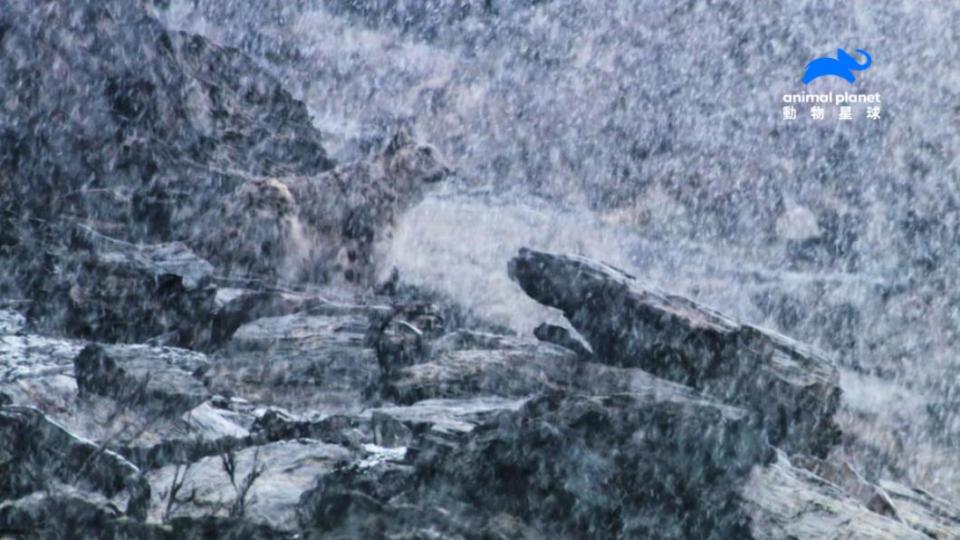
xmin=1 ymin=1 xmax=958 ymax=537
xmin=2 ymin=245 xmax=959 ymax=538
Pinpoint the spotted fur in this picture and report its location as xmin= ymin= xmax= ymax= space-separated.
xmin=192 ymin=177 xmax=313 ymax=283
xmin=193 ymin=129 xmax=450 ymax=286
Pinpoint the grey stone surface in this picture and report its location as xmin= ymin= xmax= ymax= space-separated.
xmin=1 ymin=0 xmax=958 ymax=536
xmin=742 ymin=452 xmax=940 ymax=539
xmin=509 ymin=247 xmax=842 ymax=457
xmin=10 ymin=229 xmax=219 ymax=349
xmin=147 ymin=440 xmax=352 ymax=532
xmin=0 ymin=406 xmax=150 ymax=520
xmin=74 ymin=343 xmax=211 ymax=415
xmin=300 ymin=391 xmax=771 ymax=539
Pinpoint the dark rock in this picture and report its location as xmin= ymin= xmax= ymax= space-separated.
xmin=251 ymin=410 xmax=368 ymax=449
xmin=116 ymin=434 xmax=252 ymax=473
xmin=0 ymin=331 xmax=215 ymax=452
xmin=210 ymin=290 xmax=308 ymax=348
xmin=435 ymin=393 xmax=769 ymax=539
xmin=300 ymin=391 xmax=771 ymax=539
xmin=146 ymin=440 xmax=353 ymax=531
xmin=742 ymin=451 xmax=946 ymax=539
xmin=74 ymin=343 xmax=210 ymax=415
xmin=296 ymin=448 xmax=426 ymax=540
xmin=368 ymin=396 xmax=528 ymax=448
xmin=508 ymin=248 xmax=842 ymax=457
xmin=372 ymin=302 xmax=446 ymax=377
xmin=0 ymin=0 xmax=333 ymax=240
xmin=211 ymin=308 xmax=385 ymax=413
xmin=102 ymin=397 xmax=263 ymax=473
xmin=0 ymin=406 xmax=150 ymax=520
xmin=14 ymin=227 xmax=218 ymax=348
xmin=209 ymin=289 xmax=401 ymax=349
xmin=384 ymin=329 xmax=756 ymax=414
xmin=369 ymin=411 xmax=413 ymax=447
xmin=381 ymin=332 xmax=579 ymax=404
xmin=298 ymin=462 xmax=542 ymax=539
xmin=180 ymin=398 xmax=256 ymax=439
xmin=0 ymin=488 xmax=293 ymax=539
xmin=533 ymin=322 xmax=594 ymax=357
xmin=0 ymin=488 xmax=163 ymax=540
xmin=167 ymin=515 xmax=296 ymax=540
xmin=250 ymin=396 xmax=529 ymax=452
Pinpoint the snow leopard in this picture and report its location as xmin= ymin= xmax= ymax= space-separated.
xmin=283 ymin=127 xmax=452 ymax=285
xmin=192 ymin=128 xmax=451 ymax=286
xmin=190 ymin=177 xmax=313 ymax=283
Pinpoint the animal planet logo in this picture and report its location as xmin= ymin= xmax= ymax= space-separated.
xmin=782 ymin=48 xmax=881 ymax=121
xmin=802 ymin=48 xmax=873 ymax=84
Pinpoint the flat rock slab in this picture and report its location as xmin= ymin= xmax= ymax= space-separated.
xmin=367 ymin=396 xmax=529 ymax=446
xmin=742 ymin=452 xmax=946 ymax=539
xmin=0 ymin=334 xmax=85 ymax=414
xmin=384 ymin=330 xmax=743 ymax=416
xmin=509 ymin=247 xmax=842 ymax=456
xmin=370 ymin=396 xmax=529 ymax=435
xmin=300 ymin=391 xmax=771 ymax=539
xmin=74 ymin=343 xmax=210 ymax=415
xmin=383 ymin=335 xmax=577 ymax=404
xmin=210 ymin=289 xmax=388 ymax=348
xmin=0 ymin=309 xmax=25 ymax=335
xmin=879 ymin=480 xmax=960 ymax=538
xmin=20 ymin=229 xmax=219 ymax=348
xmin=146 ymin=439 xmax=353 ymax=532
xmin=0 ymin=406 xmax=150 ymax=519
xmin=213 ymin=311 xmax=380 ymax=413
xmin=181 ymin=400 xmax=255 ymax=440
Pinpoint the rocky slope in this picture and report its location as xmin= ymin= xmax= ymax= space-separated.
xmin=153 ymin=1 xmax=960 ymax=503
xmin=5 ymin=237 xmax=960 ymax=537
xmin=2 ymin=1 xmax=960 ymax=538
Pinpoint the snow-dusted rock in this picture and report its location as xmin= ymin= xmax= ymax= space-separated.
xmin=74 ymin=343 xmax=211 ymax=415
xmin=147 ymin=440 xmax=352 ymax=532
xmin=0 ymin=406 xmax=150 ymax=520
xmin=509 ymin=247 xmax=842 ymax=457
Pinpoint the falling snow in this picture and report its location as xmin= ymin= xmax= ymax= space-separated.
xmin=2 ymin=0 xmax=960 ymax=537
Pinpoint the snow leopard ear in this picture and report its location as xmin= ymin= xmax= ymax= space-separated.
xmin=385 ymin=124 xmax=414 ymax=156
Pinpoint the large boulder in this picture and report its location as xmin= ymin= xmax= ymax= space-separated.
xmin=508 ymin=247 xmax=842 ymax=457
xmin=146 ymin=440 xmax=353 ymax=532
xmin=74 ymin=343 xmax=211 ymax=415
xmin=212 ymin=310 xmax=380 ymax=413
xmin=0 ymin=487 xmax=293 ymax=539
xmin=0 ymin=488 xmax=159 ymax=540
xmin=0 ymin=406 xmax=150 ymax=520
xmin=299 ymin=391 xmax=772 ymax=539
xmin=0 ymin=0 xmax=333 ymax=239
xmin=7 ymin=226 xmax=218 ymax=348
xmin=0 ymin=333 xmax=84 ymax=414
xmin=742 ymin=451 xmax=960 ymax=539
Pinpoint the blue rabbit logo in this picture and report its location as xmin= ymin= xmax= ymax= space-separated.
xmin=803 ymin=49 xmax=872 ymax=84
